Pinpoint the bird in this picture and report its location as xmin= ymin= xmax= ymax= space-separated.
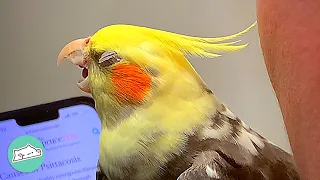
xmin=56 ymin=22 xmax=300 ymax=180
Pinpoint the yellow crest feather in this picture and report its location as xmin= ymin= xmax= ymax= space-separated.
xmin=89 ymin=21 xmax=256 ymax=58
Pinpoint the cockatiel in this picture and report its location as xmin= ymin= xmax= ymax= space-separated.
xmin=57 ymin=22 xmax=300 ymax=180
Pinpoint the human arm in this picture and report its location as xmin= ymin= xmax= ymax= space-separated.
xmin=256 ymin=1 xmax=320 ymax=179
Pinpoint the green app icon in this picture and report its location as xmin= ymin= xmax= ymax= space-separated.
xmin=8 ymin=135 xmax=45 ymax=172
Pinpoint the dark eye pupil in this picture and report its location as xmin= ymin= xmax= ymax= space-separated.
xmin=98 ymin=51 xmax=122 ymax=67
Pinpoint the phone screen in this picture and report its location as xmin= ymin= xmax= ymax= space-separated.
xmin=0 ymin=103 xmax=101 ymax=180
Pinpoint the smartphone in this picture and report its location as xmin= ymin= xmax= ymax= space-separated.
xmin=0 ymin=96 xmax=101 ymax=180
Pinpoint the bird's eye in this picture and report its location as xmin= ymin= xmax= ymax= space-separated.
xmin=98 ymin=51 xmax=122 ymax=67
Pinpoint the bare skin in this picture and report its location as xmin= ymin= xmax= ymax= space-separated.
xmin=256 ymin=1 xmax=320 ymax=180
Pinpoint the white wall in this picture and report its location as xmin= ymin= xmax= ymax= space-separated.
xmin=0 ymin=0 xmax=292 ymax=152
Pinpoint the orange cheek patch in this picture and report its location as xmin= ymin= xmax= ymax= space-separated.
xmin=110 ymin=63 xmax=152 ymax=104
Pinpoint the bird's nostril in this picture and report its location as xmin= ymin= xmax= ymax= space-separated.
xmin=84 ymin=38 xmax=90 ymax=46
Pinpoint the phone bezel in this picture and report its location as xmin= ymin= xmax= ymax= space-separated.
xmin=0 ymin=96 xmax=95 ymax=126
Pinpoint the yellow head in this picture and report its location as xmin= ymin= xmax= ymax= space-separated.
xmin=57 ymin=23 xmax=256 ymax=105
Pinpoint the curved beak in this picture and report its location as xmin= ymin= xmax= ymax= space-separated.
xmin=57 ymin=37 xmax=91 ymax=93
xmin=57 ymin=38 xmax=88 ymax=66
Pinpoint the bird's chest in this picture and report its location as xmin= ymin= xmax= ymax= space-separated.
xmin=97 ymin=125 xmax=167 ymax=180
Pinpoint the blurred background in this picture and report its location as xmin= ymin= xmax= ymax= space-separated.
xmin=0 ymin=0 xmax=292 ymax=152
